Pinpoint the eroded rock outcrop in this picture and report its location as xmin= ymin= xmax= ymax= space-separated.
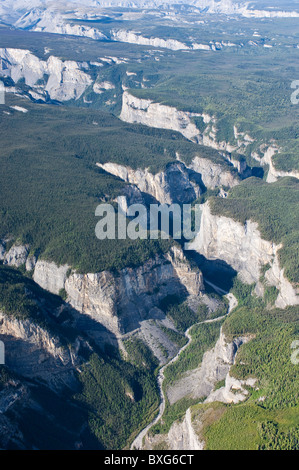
xmin=143 ymin=406 xmax=204 ymax=450
xmin=166 ymin=407 xmax=204 ymax=450
xmin=0 ymin=48 xmax=93 ymax=102
xmin=206 ymin=373 xmax=257 ymax=405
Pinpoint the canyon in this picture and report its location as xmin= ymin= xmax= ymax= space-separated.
xmin=120 ymin=92 xmax=299 ymax=182
xmin=0 ymin=4 xmax=298 ymax=449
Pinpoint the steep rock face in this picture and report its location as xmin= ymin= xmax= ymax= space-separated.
xmin=5 ymin=243 xmax=203 ymax=347
xmin=97 ymin=161 xmax=201 ymax=204
xmin=65 ymin=270 xmax=120 ymax=339
xmin=3 ymin=244 xmax=29 ymax=268
xmin=188 ymin=156 xmax=239 ymax=189
xmin=65 ymin=246 xmax=203 ymax=339
xmin=166 ymin=328 xmax=249 ymax=405
xmin=167 ymin=246 xmax=203 ymax=296
xmin=190 ymin=202 xmax=273 ymax=284
xmin=120 ymin=91 xmax=203 ymax=141
xmin=264 ymin=253 xmax=299 ymax=309
xmin=33 ymin=261 xmax=70 ymax=295
xmin=0 ymin=311 xmax=77 ymax=388
xmin=25 ymin=255 xmax=37 ymax=272
xmin=189 ymin=202 xmax=299 ymax=308
xmin=31 ymin=247 xmax=203 ymax=343
xmin=0 ymin=48 xmax=93 ymax=102
xmin=120 ymin=91 xmax=242 ymax=155
xmin=166 ymin=408 xmax=204 ymax=450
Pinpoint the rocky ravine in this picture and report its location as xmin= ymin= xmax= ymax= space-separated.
xmin=120 ymin=91 xmax=299 ymax=182
xmin=141 ymin=311 xmax=254 ymax=451
xmin=97 ymin=158 xmax=239 ymax=204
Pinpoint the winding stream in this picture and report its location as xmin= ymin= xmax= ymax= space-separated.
xmin=131 ymin=292 xmax=237 ymax=450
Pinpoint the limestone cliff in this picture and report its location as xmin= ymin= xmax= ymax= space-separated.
xmin=120 ymin=91 xmax=248 ymax=155
xmin=64 ymin=245 xmax=203 ymax=339
xmin=120 ymin=91 xmax=208 ymax=142
xmin=0 ymin=238 xmax=203 ymax=351
xmin=187 ymin=156 xmax=239 ymax=189
xmin=33 ymin=261 xmax=70 ymax=295
xmin=97 ymin=161 xmax=202 ymax=204
xmin=0 ymin=311 xmax=78 ymax=389
xmin=189 ymin=202 xmax=299 ymax=308
xmin=3 ymin=244 xmax=29 ymax=268
xmin=0 ymin=48 xmax=93 ymax=102
xmin=30 ymin=246 xmax=203 ymax=346
xmin=97 ymin=156 xmax=241 ymax=205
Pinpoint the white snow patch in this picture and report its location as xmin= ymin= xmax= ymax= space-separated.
xmin=10 ymin=105 xmax=28 ymax=113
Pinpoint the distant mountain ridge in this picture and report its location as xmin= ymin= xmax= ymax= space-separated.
xmin=1 ymin=0 xmax=299 ymax=28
